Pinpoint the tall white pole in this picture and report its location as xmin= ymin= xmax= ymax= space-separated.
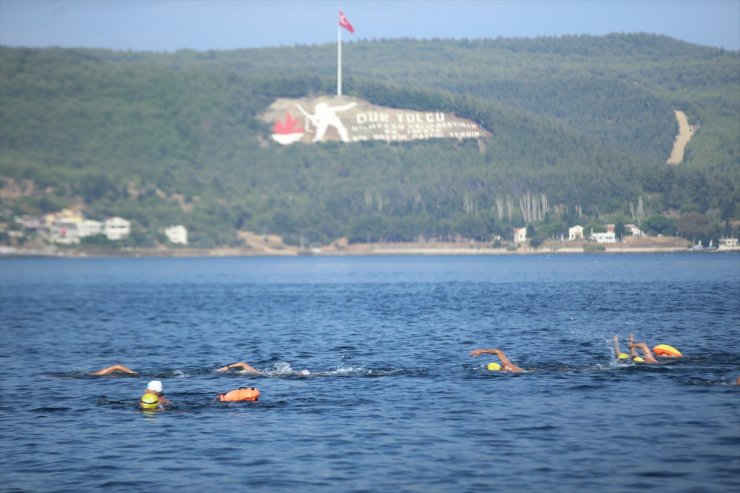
xmin=337 ymin=23 xmax=342 ymax=96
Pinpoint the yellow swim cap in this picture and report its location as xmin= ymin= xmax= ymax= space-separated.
xmin=633 ymin=356 xmax=645 ymax=363
xmin=140 ymin=393 xmax=159 ymax=410
xmin=487 ymin=362 xmax=502 ymax=371
xmin=617 ymin=353 xmax=630 ymax=360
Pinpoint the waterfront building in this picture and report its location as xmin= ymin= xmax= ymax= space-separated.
xmin=513 ymin=227 xmax=527 ymax=243
xmin=568 ymin=225 xmax=584 ymax=241
xmin=164 ymin=225 xmax=188 ymax=245
xmin=103 ymin=217 xmax=131 ymax=241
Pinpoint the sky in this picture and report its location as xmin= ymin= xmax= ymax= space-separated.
xmin=0 ymin=0 xmax=739 ymax=52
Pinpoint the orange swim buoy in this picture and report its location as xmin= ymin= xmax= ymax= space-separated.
xmin=653 ymin=344 xmax=682 ymax=357
xmin=218 ymin=387 xmax=260 ymax=402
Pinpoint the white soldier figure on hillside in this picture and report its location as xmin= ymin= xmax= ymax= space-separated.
xmin=297 ymin=100 xmax=356 ymax=142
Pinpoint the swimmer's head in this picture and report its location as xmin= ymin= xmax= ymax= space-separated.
xmin=617 ymin=353 xmax=630 ymax=360
xmin=147 ymin=380 xmax=163 ymax=393
xmin=487 ymin=362 xmax=502 ymax=372
xmin=140 ymin=393 xmax=159 ymax=410
xmin=633 ymin=356 xmax=645 ymax=364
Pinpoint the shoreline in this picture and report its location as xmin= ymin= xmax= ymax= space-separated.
xmin=2 ymin=241 xmax=738 ymax=259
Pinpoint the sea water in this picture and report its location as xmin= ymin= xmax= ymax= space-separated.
xmin=0 ymin=254 xmax=738 ymax=492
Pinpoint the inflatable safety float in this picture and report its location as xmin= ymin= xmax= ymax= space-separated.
xmin=653 ymin=344 xmax=682 ymax=357
xmin=218 ymin=387 xmax=260 ymax=402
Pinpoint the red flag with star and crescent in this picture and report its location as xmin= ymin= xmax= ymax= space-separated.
xmin=339 ymin=9 xmax=355 ymax=33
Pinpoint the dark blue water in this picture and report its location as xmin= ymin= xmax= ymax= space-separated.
xmin=1 ymin=254 xmax=739 ymax=492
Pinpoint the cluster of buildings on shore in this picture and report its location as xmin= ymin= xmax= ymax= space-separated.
xmin=512 ymin=223 xmax=738 ymax=250
xmin=5 ymin=209 xmax=738 ymax=252
xmin=9 ymin=209 xmax=188 ymax=246
xmin=513 ymin=223 xmax=643 ymax=244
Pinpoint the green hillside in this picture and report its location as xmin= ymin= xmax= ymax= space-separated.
xmin=1 ymin=34 xmax=738 ymax=248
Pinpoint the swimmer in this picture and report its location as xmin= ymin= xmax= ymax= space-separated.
xmin=470 ymin=348 xmax=524 ymax=373
xmin=90 ymin=364 xmax=138 ymax=376
xmin=216 ymin=361 xmax=262 ymax=374
xmin=217 ymin=361 xmax=310 ymax=377
xmin=612 ymin=336 xmax=631 ymax=362
xmin=140 ymin=380 xmax=170 ymax=409
xmin=627 ymin=335 xmax=659 ymax=364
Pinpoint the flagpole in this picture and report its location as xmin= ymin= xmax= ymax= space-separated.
xmin=337 ymin=17 xmax=342 ymax=96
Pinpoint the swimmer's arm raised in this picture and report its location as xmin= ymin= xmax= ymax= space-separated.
xmin=470 ymin=348 xmax=523 ymax=372
xmin=627 ymin=334 xmax=638 ymax=358
xmin=627 ymin=342 xmax=659 ymax=364
xmin=613 ymin=336 xmax=622 ymax=357
xmin=470 ymin=348 xmax=495 ymax=357
xmin=470 ymin=348 xmax=507 ymax=362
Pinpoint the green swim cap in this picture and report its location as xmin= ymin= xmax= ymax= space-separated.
xmin=633 ymin=356 xmax=645 ymax=363
xmin=140 ymin=393 xmax=159 ymax=410
xmin=617 ymin=353 xmax=630 ymax=360
xmin=487 ymin=362 xmax=502 ymax=371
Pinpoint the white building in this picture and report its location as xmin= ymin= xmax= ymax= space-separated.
xmin=103 ymin=217 xmax=131 ymax=241
xmin=50 ymin=219 xmax=80 ymax=244
xmin=625 ymin=224 xmax=643 ymax=237
xmin=163 ymin=225 xmax=188 ymax=245
xmin=590 ymin=230 xmax=617 ymax=243
xmin=78 ymin=219 xmax=103 ymax=238
xmin=718 ymin=238 xmax=738 ymax=250
xmin=568 ymin=225 xmax=584 ymax=241
xmin=513 ymin=227 xmax=527 ymax=243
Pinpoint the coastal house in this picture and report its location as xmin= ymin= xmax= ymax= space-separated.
xmin=50 ymin=219 xmax=80 ymax=244
xmin=625 ymin=224 xmax=643 ymax=237
xmin=513 ymin=227 xmax=527 ymax=243
xmin=103 ymin=217 xmax=131 ymax=241
xmin=78 ymin=219 xmax=103 ymax=238
xmin=46 ymin=209 xmax=85 ymax=244
xmin=45 ymin=209 xmax=84 ymax=226
xmin=163 ymin=225 xmax=188 ymax=245
xmin=718 ymin=237 xmax=738 ymax=250
xmin=589 ymin=229 xmax=616 ymax=243
xmin=568 ymin=225 xmax=584 ymax=241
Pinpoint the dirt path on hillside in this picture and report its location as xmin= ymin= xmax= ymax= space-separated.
xmin=666 ymin=110 xmax=697 ymax=165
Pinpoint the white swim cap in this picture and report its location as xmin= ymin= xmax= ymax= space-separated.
xmin=147 ymin=380 xmax=163 ymax=393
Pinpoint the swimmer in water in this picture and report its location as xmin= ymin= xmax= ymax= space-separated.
xmin=90 ymin=364 xmax=138 ymax=376
xmin=217 ymin=361 xmax=310 ymax=377
xmin=140 ymin=380 xmax=170 ymax=409
xmin=612 ymin=336 xmax=632 ymax=363
xmin=216 ymin=361 xmax=262 ymax=374
xmin=627 ymin=334 xmax=659 ymax=364
xmin=470 ymin=348 xmax=524 ymax=373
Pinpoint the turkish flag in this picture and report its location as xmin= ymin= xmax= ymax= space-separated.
xmin=339 ymin=10 xmax=355 ymax=33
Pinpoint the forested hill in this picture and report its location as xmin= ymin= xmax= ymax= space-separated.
xmin=1 ymin=34 xmax=738 ymax=248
